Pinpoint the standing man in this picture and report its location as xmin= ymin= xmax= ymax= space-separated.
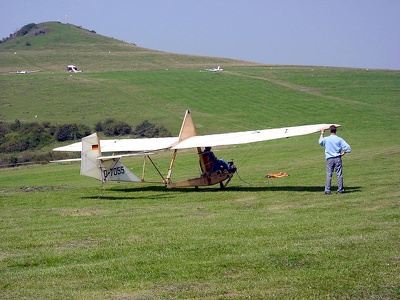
xmin=319 ymin=125 xmax=351 ymax=194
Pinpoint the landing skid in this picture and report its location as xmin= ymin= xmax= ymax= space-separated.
xmin=166 ymin=171 xmax=234 ymax=189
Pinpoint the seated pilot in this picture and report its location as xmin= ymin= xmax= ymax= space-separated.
xmin=202 ymin=146 xmax=230 ymax=174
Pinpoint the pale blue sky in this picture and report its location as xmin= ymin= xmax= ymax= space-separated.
xmin=1 ymin=0 xmax=399 ymax=70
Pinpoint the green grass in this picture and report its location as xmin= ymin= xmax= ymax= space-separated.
xmin=0 ymin=21 xmax=399 ymax=299
xmin=1 ymin=144 xmax=399 ymax=299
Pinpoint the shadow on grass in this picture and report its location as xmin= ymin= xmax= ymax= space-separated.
xmin=227 ymin=185 xmax=362 ymax=193
xmin=83 ymin=185 xmax=362 ymax=200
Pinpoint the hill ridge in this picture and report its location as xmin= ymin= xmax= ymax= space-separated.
xmin=0 ymin=21 xmax=262 ymax=73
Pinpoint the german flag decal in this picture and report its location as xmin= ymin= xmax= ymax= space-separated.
xmin=92 ymin=144 xmax=99 ymax=150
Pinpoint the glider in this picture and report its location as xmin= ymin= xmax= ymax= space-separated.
xmin=53 ymin=110 xmax=338 ymax=189
xmin=9 ymin=70 xmax=39 ymax=74
xmin=205 ymin=66 xmax=223 ymax=72
xmin=67 ymin=65 xmax=82 ymax=73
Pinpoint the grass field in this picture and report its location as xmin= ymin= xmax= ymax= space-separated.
xmin=1 ymin=22 xmax=399 ymax=299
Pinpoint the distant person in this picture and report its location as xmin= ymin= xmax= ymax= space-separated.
xmin=202 ymin=147 xmax=230 ymax=174
xmin=319 ymin=125 xmax=352 ymax=194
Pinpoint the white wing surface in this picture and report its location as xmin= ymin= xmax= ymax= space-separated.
xmin=53 ymin=111 xmax=338 ymax=153
xmin=54 ymin=137 xmax=178 ymax=152
xmin=54 ymin=141 xmax=82 ymax=152
xmin=172 ymin=124 xmax=337 ymax=149
xmin=53 ymin=124 xmax=336 ymax=152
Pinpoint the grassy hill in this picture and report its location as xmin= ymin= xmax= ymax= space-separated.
xmin=0 ymin=21 xmax=399 ymax=299
xmin=0 ymin=21 xmax=260 ymax=74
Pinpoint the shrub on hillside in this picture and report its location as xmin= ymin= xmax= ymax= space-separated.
xmin=18 ymin=23 xmax=37 ymax=36
xmin=94 ymin=121 xmax=103 ymax=132
xmin=0 ymin=121 xmax=53 ymax=152
xmin=20 ymin=122 xmax=53 ymax=148
xmin=55 ymin=124 xmax=91 ymax=142
xmin=133 ymin=120 xmax=171 ymax=138
xmin=0 ymin=132 xmax=29 ymax=152
xmin=95 ymin=119 xmax=132 ymax=136
xmin=10 ymin=119 xmax=21 ymax=131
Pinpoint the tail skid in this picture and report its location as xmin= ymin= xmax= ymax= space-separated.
xmin=81 ymin=133 xmax=141 ymax=182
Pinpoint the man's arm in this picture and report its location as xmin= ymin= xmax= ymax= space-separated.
xmin=341 ymin=139 xmax=351 ymax=154
xmin=318 ymin=129 xmax=325 ymax=145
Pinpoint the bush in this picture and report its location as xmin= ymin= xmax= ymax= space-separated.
xmin=18 ymin=23 xmax=36 ymax=36
xmin=21 ymin=122 xmax=52 ymax=148
xmin=0 ymin=132 xmax=29 ymax=152
xmin=94 ymin=121 xmax=103 ymax=132
xmin=95 ymin=119 xmax=132 ymax=136
xmin=55 ymin=124 xmax=91 ymax=142
xmin=133 ymin=120 xmax=171 ymax=138
xmin=10 ymin=119 xmax=21 ymax=131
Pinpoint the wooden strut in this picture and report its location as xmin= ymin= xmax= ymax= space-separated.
xmin=165 ymin=149 xmax=178 ymax=186
xmin=144 ymin=155 xmax=165 ymax=182
xmin=197 ymin=147 xmax=207 ymax=174
xmin=141 ymin=156 xmax=146 ymax=182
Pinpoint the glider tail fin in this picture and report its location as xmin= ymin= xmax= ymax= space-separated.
xmin=80 ymin=133 xmax=102 ymax=180
xmin=80 ymin=133 xmax=141 ymax=182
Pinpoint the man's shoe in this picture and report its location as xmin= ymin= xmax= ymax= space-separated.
xmin=324 ymin=191 xmax=332 ymax=195
xmin=337 ymin=190 xmax=345 ymax=194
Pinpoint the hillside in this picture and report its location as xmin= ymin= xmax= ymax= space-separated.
xmin=0 ymin=21 xmax=261 ymax=74
xmin=0 ymin=21 xmax=399 ymax=164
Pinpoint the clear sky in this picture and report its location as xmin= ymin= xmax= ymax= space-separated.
xmin=1 ymin=0 xmax=399 ymax=70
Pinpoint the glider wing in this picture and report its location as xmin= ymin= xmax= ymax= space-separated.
xmin=172 ymin=124 xmax=338 ymax=149
xmin=54 ymin=137 xmax=178 ymax=153
xmin=53 ymin=111 xmax=338 ymax=153
xmin=53 ymin=125 xmax=337 ymax=152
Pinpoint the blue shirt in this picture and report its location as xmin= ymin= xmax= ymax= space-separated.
xmin=319 ymin=134 xmax=351 ymax=159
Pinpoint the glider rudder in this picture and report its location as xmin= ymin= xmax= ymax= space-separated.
xmin=80 ymin=133 xmax=141 ymax=182
xmin=80 ymin=133 xmax=102 ymax=180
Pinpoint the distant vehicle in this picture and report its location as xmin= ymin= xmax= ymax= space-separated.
xmin=205 ymin=66 xmax=223 ymax=72
xmin=67 ymin=65 xmax=82 ymax=73
xmin=9 ymin=70 xmax=39 ymax=74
